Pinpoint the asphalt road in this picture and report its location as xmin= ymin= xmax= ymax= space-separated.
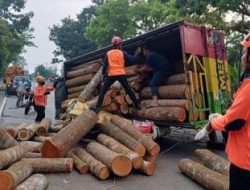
xmin=0 ymin=92 xmax=226 ymax=190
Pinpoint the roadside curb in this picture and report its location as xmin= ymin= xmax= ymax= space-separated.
xmin=0 ymin=96 xmax=6 ymax=118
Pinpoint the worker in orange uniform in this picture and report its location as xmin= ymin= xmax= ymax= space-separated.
xmin=34 ymin=76 xmax=54 ymax=122
xmin=93 ymin=36 xmax=141 ymax=113
xmin=195 ymin=32 xmax=250 ymax=190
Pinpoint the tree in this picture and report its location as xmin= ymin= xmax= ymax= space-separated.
xmin=34 ymin=65 xmax=57 ymax=79
xmin=0 ymin=0 xmax=33 ymax=77
xmin=49 ymin=6 xmax=98 ymax=64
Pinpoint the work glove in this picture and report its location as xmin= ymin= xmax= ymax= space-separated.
xmin=44 ymin=92 xmax=50 ymax=95
xmin=194 ymin=113 xmax=223 ymax=141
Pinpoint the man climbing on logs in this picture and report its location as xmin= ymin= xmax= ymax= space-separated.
xmin=93 ymin=36 xmax=141 ymax=113
xmin=195 ymin=32 xmax=250 ymax=190
xmin=34 ymin=76 xmax=54 ymax=122
xmin=138 ymin=44 xmax=172 ymax=106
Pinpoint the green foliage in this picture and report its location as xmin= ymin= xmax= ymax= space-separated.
xmin=0 ymin=0 xmax=33 ymax=77
xmin=49 ymin=6 xmax=97 ymax=63
xmin=34 ymin=65 xmax=57 ymax=79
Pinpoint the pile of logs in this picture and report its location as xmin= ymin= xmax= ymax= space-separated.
xmin=62 ymin=59 xmax=198 ymax=123
xmin=179 ymin=149 xmax=229 ymax=190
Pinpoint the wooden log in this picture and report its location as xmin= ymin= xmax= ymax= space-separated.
xmin=87 ymin=142 xmax=132 ymax=177
xmin=106 ymin=89 xmax=118 ymax=97
xmin=179 ymin=159 xmax=229 ymax=190
xmin=141 ymin=99 xmax=190 ymax=110
xmin=140 ymin=85 xmax=189 ymax=99
xmin=67 ymin=85 xmax=86 ymax=94
xmin=114 ymin=95 xmax=125 ymax=105
xmin=194 ymin=149 xmax=230 ymax=176
xmin=35 ymin=118 xmax=52 ymax=136
xmin=190 ymin=111 xmax=199 ymax=121
xmin=15 ymin=174 xmax=49 ymax=190
xmin=33 ymin=136 xmax=52 ymax=142
xmin=0 ymin=128 xmax=18 ymax=149
xmin=65 ymin=73 xmax=94 ymax=88
xmin=78 ymin=68 xmax=102 ymax=103
xmin=61 ymin=98 xmax=76 ymax=109
xmin=103 ymin=95 xmax=112 ymax=107
xmin=67 ymin=91 xmax=82 ymax=99
xmin=67 ymin=152 xmax=88 ymax=174
xmin=143 ymin=154 xmax=156 ymax=163
xmin=70 ymin=59 xmax=102 ymax=71
xmin=126 ymin=69 xmax=138 ymax=77
xmin=120 ymin=103 xmax=129 ymax=114
xmin=165 ymin=73 xmax=188 ymax=85
xmin=139 ymin=161 xmax=155 ymax=176
xmin=6 ymin=123 xmax=29 ymax=138
xmin=98 ymin=118 xmax=146 ymax=156
xmin=103 ymin=102 xmax=119 ymax=112
xmin=127 ymin=75 xmax=141 ymax=83
xmin=41 ymin=110 xmax=97 ymax=158
xmin=19 ymin=141 xmax=41 ymax=153
xmin=97 ymin=134 xmax=143 ymax=169
xmin=23 ymin=152 xmax=42 ymax=158
xmin=74 ymin=148 xmax=110 ymax=180
xmin=67 ymin=62 xmax=101 ymax=78
xmin=0 ymin=160 xmax=33 ymax=190
xmin=49 ymin=124 xmax=65 ymax=133
xmin=125 ymin=94 xmax=133 ymax=105
xmin=17 ymin=124 xmax=37 ymax=141
xmin=111 ymin=115 xmax=160 ymax=156
xmin=125 ymin=65 xmax=139 ymax=71
xmin=0 ymin=145 xmax=25 ymax=169
xmin=22 ymin=158 xmax=73 ymax=173
xmin=131 ymin=107 xmax=187 ymax=122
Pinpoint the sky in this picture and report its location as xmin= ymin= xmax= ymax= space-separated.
xmin=23 ymin=0 xmax=92 ymax=74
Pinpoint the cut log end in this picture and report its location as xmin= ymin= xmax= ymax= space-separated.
xmin=99 ymin=167 xmax=110 ymax=180
xmin=135 ymin=144 xmax=146 ymax=157
xmin=178 ymin=110 xmax=187 ymax=123
xmin=112 ymin=156 xmax=132 ymax=177
xmin=0 ymin=172 xmax=13 ymax=190
xmin=18 ymin=130 xmax=29 ymax=141
xmin=66 ymin=159 xmax=74 ymax=172
xmin=41 ymin=140 xmax=62 ymax=158
xmin=36 ymin=128 xmax=46 ymax=136
xmin=141 ymin=161 xmax=155 ymax=176
xmin=149 ymin=144 xmax=160 ymax=156
xmin=132 ymin=156 xmax=144 ymax=169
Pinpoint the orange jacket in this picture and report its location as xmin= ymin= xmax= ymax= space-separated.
xmin=107 ymin=49 xmax=126 ymax=76
xmin=34 ymin=85 xmax=54 ymax=107
xmin=211 ymin=79 xmax=250 ymax=170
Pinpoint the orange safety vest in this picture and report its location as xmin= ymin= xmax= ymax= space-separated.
xmin=211 ymin=79 xmax=250 ymax=171
xmin=34 ymin=85 xmax=54 ymax=107
xmin=107 ymin=49 xmax=126 ymax=76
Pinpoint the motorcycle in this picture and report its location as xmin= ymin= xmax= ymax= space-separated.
xmin=24 ymin=88 xmax=34 ymax=115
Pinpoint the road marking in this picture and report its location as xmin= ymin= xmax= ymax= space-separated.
xmin=0 ymin=97 xmax=7 ymax=118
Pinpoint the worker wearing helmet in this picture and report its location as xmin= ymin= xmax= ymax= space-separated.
xmin=34 ymin=76 xmax=54 ymax=122
xmin=139 ymin=44 xmax=172 ymax=106
xmin=94 ymin=36 xmax=141 ymax=113
xmin=195 ymin=32 xmax=250 ymax=190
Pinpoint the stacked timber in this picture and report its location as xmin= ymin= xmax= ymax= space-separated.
xmin=179 ymin=149 xmax=229 ymax=190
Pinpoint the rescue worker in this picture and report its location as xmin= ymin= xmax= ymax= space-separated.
xmin=139 ymin=45 xmax=172 ymax=106
xmin=195 ymin=32 xmax=250 ymax=190
xmin=34 ymin=76 xmax=54 ymax=122
xmin=93 ymin=36 xmax=141 ymax=113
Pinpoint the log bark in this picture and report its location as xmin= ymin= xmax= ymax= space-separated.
xmin=67 ymin=62 xmax=101 ymax=78
xmin=97 ymin=134 xmax=143 ymax=169
xmin=65 ymin=73 xmax=94 ymax=88
xmin=19 ymin=141 xmax=41 ymax=153
xmin=103 ymin=95 xmax=112 ymax=107
xmin=67 ymin=152 xmax=88 ymax=174
xmin=73 ymin=148 xmax=110 ymax=180
xmin=140 ymin=85 xmax=189 ymax=99
xmin=49 ymin=124 xmax=65 ymax=133
xmin=131 ymin=107 xmax=187 ymax=122
xmin=87 ymin=142 xmax=132 ymax=177
xmin=33 ymin=136 xmax=52 ymax=142
xmin=17 ymin=124 xmax=37 ymax=141
xmin=78 ymin=68 xmax=102 ymax=103
xmin=139 ymin=161 xmax=155 ymax=176
xmin=179 ymin=159 xmax=229 ymax=190
xmin=120 ymin=103 xmax=129 ymax=114
xmin=67 ymin=85 xmax=86 ymax=94
xmin=165 ymin=73 xmax=188 ymax=85
xmin=41 ymin=110 xmax=97 ymax=158
xmin=111 ymin=115 xmax=160 ymax=156
xmin=131 ymin=80 xmax=142 ymax=92
xmin=7 ymin=123 xmax=29 ymax=138
xmin=143 ymin=154 xmax=156 ymax=163
xmin=35 ymin=118 xmax=52 ymax=136
xmin=0 ymin=160 xmax=33 ymax=190
xmin=114 ymin=95 xmax=125 ymax=105
xmin=103 ymin=102 xmax=119 ymax=112
xmin=22 ymin=158 xmax=73 ymax=173
xmin=98 ymin=118 xmax=146 ymax=156
xmin=194 ymin=149 xmax=230 ymax=176
xmin=67 ymin=91 xmax=82 ymax=99
xmin=23 ymin=152 xmax=42 ymax=158
xmin=14 ymin=174 xmax=49 ymax=190
xmin=70 ymin=59 xmax=102 ymax=71
xmin=0 ymin=128 xmax=18 ymax=149
xmin=0 ymin=145 xmax=25 ymax=169
xmin=141 ymin=99 xmax=190 ymax=110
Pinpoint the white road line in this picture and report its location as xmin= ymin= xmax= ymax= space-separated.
xmin=0 ymin=97 xmax=7 ymax=118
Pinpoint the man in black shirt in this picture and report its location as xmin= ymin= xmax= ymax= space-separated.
xmin=139 ymin=45 xmax=172 ymax=106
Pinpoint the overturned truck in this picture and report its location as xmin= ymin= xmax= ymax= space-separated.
xmin=60 ymin=20 xmax=231 ymax=133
